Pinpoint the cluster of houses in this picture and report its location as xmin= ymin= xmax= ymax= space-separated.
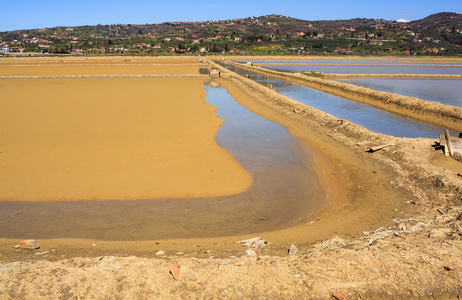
xmin=0 ymin=14 xmax=459 ymax=55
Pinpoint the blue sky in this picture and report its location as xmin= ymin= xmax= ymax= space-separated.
xmin=1 ymin=0 xmax=461 ymax=32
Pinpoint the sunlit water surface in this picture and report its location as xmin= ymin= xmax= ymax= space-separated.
xmin=336 ymin=78 xmax=462 ymax=108
xmin=224 ymin=64 xmax=451 ymax=138
xmin=0 ymin=82 xmax=329 ymax=240
xmin=262 ymin=64 xmax=462 ymax=75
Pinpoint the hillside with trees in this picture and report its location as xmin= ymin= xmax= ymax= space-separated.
xmin=1 ymin=13 xmax=461 ymax=56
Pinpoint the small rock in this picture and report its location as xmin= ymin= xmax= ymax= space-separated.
xmin=91 ymin=244 xmax=96 ymax=247
xmin=289 ymin=244 xmax=298 ymax=256
xmin=176 ymin=252 xmax=184 ymax=255
xmin=156 ymin=250 xmax=165 ymax=256
xmin=428 ymin=229 xmax=450 ymax=239
xmin=444 ymin=265 xmax=455 ymax=271
xmin=170 ymin=266 xmax=180 ymax=280
xmin=19 ymin=240 xmax=40 ymax=250
xmin=204 ymin=250 xmax=213 ymax=254
xmin=237 ymin=237 xmax=269 ymax=250
xmin=13 ymin=245 xmax=20 ymax=249
xmin=332 ymin=292 xmax=347 ymax=300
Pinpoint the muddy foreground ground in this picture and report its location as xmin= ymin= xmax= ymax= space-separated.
xmin=1 ymin=56 xmax=462 ymax=299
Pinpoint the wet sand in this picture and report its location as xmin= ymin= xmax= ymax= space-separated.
xmin=0 ymin=77 xmax=252 ymax=201
xmin=0 ymin=65 xmax=202 ymax=76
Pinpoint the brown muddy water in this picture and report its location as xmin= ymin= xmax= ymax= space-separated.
xmin=0 ymin=81 xmax=332 ymax=241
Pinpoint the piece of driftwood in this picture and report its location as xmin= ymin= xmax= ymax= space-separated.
xmin=445 ymin=129 xmax=454 ymax=157
xmin=368 ymin=144 xmax=393 ymax=152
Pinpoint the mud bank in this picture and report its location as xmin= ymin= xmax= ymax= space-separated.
xmin=223 ymin=60 xmax=462 ymax=132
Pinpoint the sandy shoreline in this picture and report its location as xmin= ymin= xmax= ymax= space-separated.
xmin=1 ymin=56 xmax=462 ymax=298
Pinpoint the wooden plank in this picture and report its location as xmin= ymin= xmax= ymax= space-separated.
xmin=445 ymin=129 xmax=454 ymax=158
xmin=368 ymin=144 xmax=393 ymax=152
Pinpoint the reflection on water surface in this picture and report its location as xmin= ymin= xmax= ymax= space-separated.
xmin=0 ymin=82 xmax=331 ymax=240
xmin=337 ymin=78 xmax=462 ymax=108
xmin=263 ymin=64 xmax=462 ymax=75
xmin=224 ymin=64 xmax=452 ymax=138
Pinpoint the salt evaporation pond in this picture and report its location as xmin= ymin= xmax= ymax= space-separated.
xmin=237 ymin=59 xmax=461 ymax=67
xmin=224 ymin=64 xmax=450 ymax=138
xmin=260 ymin=64 xmax=462 ymax=75
xmin=336 ymin=78 xmax=462 ymax=108
xmin=0 ymin=82 xmax=329 ymax=240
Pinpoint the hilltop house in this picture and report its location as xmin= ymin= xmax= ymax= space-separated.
xmin=71 ymin=49 xmax=83 ymax=54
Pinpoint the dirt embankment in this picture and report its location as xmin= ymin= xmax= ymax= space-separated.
xmin=223 ymin=60 xmax=462 ymax=133
xmin=202 ymin=60 xmax=461 ymax=298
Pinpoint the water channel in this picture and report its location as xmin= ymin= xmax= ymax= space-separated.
xmin=0 ymin=81 xmax=330 ymax=240
xmin=224 ymin=63 xmax=451 ymax=138
xmin=336 ymin=78 xmax=462 ymax=108
xmin=260 ymin=64 xmax=462 ymax=75
xmin=236 ymin=59 xmax=461 ymax=66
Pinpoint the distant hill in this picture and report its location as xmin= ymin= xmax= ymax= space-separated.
xmin=409 ymin=12 xmax=462 ymax=28
xmin=1 ymin=12 xmax=461 ymax=56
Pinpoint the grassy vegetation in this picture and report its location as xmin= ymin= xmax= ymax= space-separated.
xmin=298 ymin=71 xmax=325 ymax=78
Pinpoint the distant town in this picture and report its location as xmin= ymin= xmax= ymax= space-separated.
xmin=1 ymin=12 xmax=461 ymax=56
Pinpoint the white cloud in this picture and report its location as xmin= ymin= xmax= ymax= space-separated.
xmin=397 ymin=18 xmax=410 ymax=23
